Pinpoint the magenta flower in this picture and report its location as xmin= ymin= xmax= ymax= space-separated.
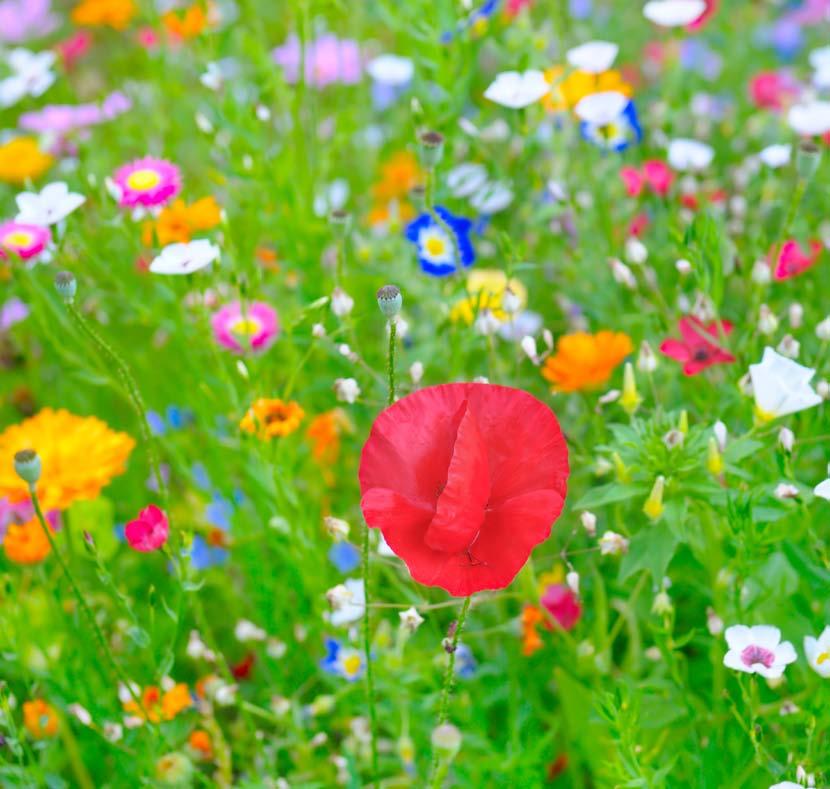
xmin=659 ymin=317 xmax=735 ymax=376
xmin=125 ymin=505 xmax=169 ymax=552
xmin=0 ymin=221 xmax=51 ymax=260
xmin=112 ymin=157 xmax=181 ymax=209
xmin=272 ymin=34 xmax=362 ymax=87
xmin=773 ymin=239 xmax=822 ymax=281
xmin=541 ymin=584 xmax=582 ymax=631
xmin=211 ymin=301 xmax=280 ymax=354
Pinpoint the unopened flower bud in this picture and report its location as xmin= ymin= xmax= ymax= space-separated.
xmin=643 ymin=475 xmax=665 ymax=521
xmin=788 ymin=302 xmax=803 ymax=329
xmin=520 ymin=335 xmax=538 ymax=363
xmin=776 ymin=334 xmax=800 ymax=359
xmin=431 ymin=723 xmax=461 ymax=761
xmin=758 ymin=304 xmax=778 ymax=336
xmin=418 ymin=131 xmax=445 ymax=168
xmin=637 ymin=340 xmax=658 ymax=373
xmin=706 ymin=437 xmax=724 ymax=476
xmin=324 ymin=516 xmax=350 ymax=541
xmin=580 ymin=511 xmax=597 ymax=537
xmin=54 ymin=271 xmax=77 ymax=303
xmin=410 ymin=361 xmax=424 ymax=384
xmin=778 ymin=427 xmax=794 ymax=453
xmin=619 ymin=363 xmax=642 ymax=415
xmin=331 ymin=287 xmax=355 ymax=318
xmin=675 ymin=258 xmax=692 ymax=276
xmin=376 ymin=285 xmax=402 ymax=318
xmin=13 ymin=449 xmax=41 ymax=485
xmin=816 ymin=316 xmax=830 ymax=341
xmin=328 ymin=209 xmax=352 ymax=236
xmin=599 ymin=530 xmax=629 ymax=556
xmin=751 ymin=260 xmax=771 ymax=284
xmin=625 ymin=237 xmax=648 ymax=265
xmin=566 ymin=570 xmax=579 ymax=594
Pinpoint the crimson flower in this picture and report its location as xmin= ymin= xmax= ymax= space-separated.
xmin=659 ymin=317 xmax=735 ymax=376
xmin=359 ymin=383 xmax=569 ymax=597
xmin=772 ymin=239 xmax=822 ymax=281
xmin=541 ymin=584 xmax=582 ymax=630
xmin=125 ymin=504 xmax=169 ymax=552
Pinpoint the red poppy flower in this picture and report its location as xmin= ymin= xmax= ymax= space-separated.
xmin=772 ymin=239 xmax=822 ymax=281
xmin=359 ymin=383 xmax=569 ymax=597
xmin=659 ymin=317 xmax=735 ymax=375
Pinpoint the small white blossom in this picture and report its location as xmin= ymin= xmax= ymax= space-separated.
xmin=334 ymin=377 xmax=361 ymax=403
xmin=399 ymin=607 xmax=425 ymax=632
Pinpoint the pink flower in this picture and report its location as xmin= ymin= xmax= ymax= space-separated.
xmin=687 ymin=0 xmax=719 ymax=31
xmin=628 ymin=212 xmax=650 ymax=237
xmin=541 ymin=584 xmax=581 ymax=630
xmin=112 ymin=157 xmax=181 ymax=208
xmin=620 ymin=166 xmax=644 ymax=197
xmin=125 ymin=505 xmax=169 ymax=552
xmin=642 ymin=160 xmax=674 ymax=196
xmin=0 ymin=221 xmax=51 ymax=260
xmin=659 ymin=317 xmax=735 ymax=375
xmin=272 ymin=34 xmax=361 ymax=87
xmin=211 ymin=301 xmax=280 ymax=353
xmin=55 ymin=31 xmax=92 ymax=69
xmin=749 ymin=71 xmax=798 ymax=112
xmin=773 ymin=239 xmax=823 ymax=281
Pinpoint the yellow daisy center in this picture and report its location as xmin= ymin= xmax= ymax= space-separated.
xmin=425 ymin=236 xmax=446 ymax=257
xmin=342 ymin=654 xmax=361 ymax=676
xmin=4 ymin=231 xmax=33 ymax=247
xmin=126 ymin=168 xmax=162 ymax=191
xmin=230 ymin=317 xmax=262 ymax=337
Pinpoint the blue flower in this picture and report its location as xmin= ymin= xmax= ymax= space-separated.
xmin=205 ymin=495 xmax=234 ymax=530
xmin=579 ymin=99 xmax=642 ymax=153
xmin=189 ymin=535 xmax=228 ymax=570
xmin=454 ymin=643 xmax=477 ymax=678
xmin=146 ymin=411 xmax=167 ymax=436
xmin=441 ymin=0 xmax=501 ymax=42
xmin=320 ymin=638 xmax=364 ymax=681
xmin=328 ymin=541 xmax=361 ymax=573
xmin=405 ymin=207 xmax=475 ymax=277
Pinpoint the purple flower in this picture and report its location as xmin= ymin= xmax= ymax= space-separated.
xmin=272 ymin=34 xmax=362 ymax=87
xmin=0 ymin=0 xmax=57 ymax=44
xmin=0 ymin=498 xmax=60 ymax=544
xmin=18 ymin=92 xmax=132 ymax=135
xmin=0 ymin=298 xmax=29 ymax=331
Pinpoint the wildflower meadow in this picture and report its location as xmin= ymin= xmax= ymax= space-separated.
xmin=3 ymin=0 xmax=830 ymax=786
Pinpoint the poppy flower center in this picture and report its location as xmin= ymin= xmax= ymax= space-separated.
xmin=740 ymin=644 xmax=775 ymax=669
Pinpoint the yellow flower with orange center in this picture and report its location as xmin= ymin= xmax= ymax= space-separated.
xmin=543 ymin=66 xmax=633 ymax=112
xmin=240 ymin=399 xmax=305 ymax=440
xmin=23 ymin=699 xmax=59 ymax=738
xmin=541 ymin=331 xmax=633 ymax=392
xmin=150 ymin=197 xmax=222 ymax=246
xmin=4 ymin=517 xmax=51 ymax=564
xmin=71 ymin=0 xmax=136 ymax=28
xmin=0 ymin=138 xmax=53 ymax=185
xmin=0 ymin=409 xmax=135 ymax=511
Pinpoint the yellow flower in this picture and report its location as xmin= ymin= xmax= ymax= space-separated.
xmin=71 ymin=0 xmax=136 ymax=29
xmin=450 ymin=269 xmax=527 ymax=324
xmin=541 ymin=331 xmax=633 ymax=392
xmin=23 ymin=699 xmax=59 ymax=738
xmin=0 ymin=138 xmax=53 ymax=185
xmin=240 ymin=399 xmax=304 ymax=440
xmin=543 ymin=66 xmax=633 ymax=112
xmin=0 ymin=409 xmax=135 ymax=511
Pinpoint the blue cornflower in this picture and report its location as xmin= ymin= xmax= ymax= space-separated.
xmin=146 ymin=411 xmax=167 ymax=436
xmin=454 ymin=643 xmax=477 ymax=678
xmin=189 ymin=534 xmax=229 ymax=570
xmin=405 ymin=207 xmax=475 ymax=277
xmin=320 ymin=638 xmax=365 ymax=681
xmin=328 ymin=541 xmax=361 ymax=573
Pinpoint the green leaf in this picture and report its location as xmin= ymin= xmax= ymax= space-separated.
xmin=68 ymin=497 xmax=117 ymax=559
xmin=619 ymin=526 xmax=680 ymax=583
xmin=572 ymin=483 xmax=648 ymax=509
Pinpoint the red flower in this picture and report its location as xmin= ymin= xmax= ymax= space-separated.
xmin=772 ymin=239 xmax=822 ymax=281
xmin=749 ymin=71 xmax=799 ymax=112
xmin=231 ymin=652 xmax=256 ymax=680
xmin=659 ymin=317 xmax=735 ymax=376
xmin=687 ymin=0 xmax=719 ymax=30
xmin=359 ymin=383 xmax=569 ymax=597
xmin=125 ymin=505 xmax=169 ymax=552
xmin=541 ymin=584 xmax=582 ymax=630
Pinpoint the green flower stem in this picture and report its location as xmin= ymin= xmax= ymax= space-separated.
xmin=429 ymin=595 xmax=472 ymax=787
xmin=361 ymin=521 xmax=380 ymax=787
xmin=27 ymin=483 xmax=159 ymax=738
xmin=65 ymin=303 xmax=167 ymax=503
xmin=387 ymin=319 xmax=397 ymax=406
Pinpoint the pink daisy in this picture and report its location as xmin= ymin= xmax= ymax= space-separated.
xmin=0 ymin=221 xmax=51 ymax=260
xmin=211 ymin=301 xmax=280 ymax=354
xmin=112 ymin=156 xmax=181 ymax=208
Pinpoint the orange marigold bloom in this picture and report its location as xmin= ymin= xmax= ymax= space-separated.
xmin=4 ymin=517 xmax=51 ymax=564
xmin=124 ymin=684 xmax=191 ymax=723
xmin=0 ymin=138 xmax=53 ymax=185
xmin=23 ymin=699 xmax=59 ymax=738
xmin=306 ymin=409 xmax=351 ymax=465
xmin=0 ymin=409 xmax=135 ymax=511
xmin=372 ymin=152 xmax=421 ymax=202
xmin=163 ymin=5 xmax=208 ymax=40
xmin=521 ymin=605 xmax=545 ymax=656
xmin=154 ymin=197 xmax=222 ymax=246
xmin=542 ymin=331 xmax=633 ymax=392
xmin=240 ymin=399 xmax=304 ymax=440
xmin=188 ymin=728 xmax=213 ymax=758
xmin=543 ymin=67 xmax=633 ymax=112
xmin=71 ymin=0 xmax=136 ymax=29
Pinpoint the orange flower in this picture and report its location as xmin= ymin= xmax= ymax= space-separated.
xmin=4 ymin=517 xmax=51 ymax=564
xmin=23 ymin=699 xmax=59 ymax=738
xmin=0 ymin=138 xmax=53 ymax=185
xmin=372 ymin=152 xmax=421 ymax=202
xmin=541 ymin=331 xmax=633 ymax=392
xmin=188 ymin=729 xmax=213 ymax=758
xmin=543 ymin=67 xmax=633 ymax=112
xmin=306 ymin=409 xmax=351 ymax=465
xmin=521 ymin=605 xmax=544 ymax=656
xmin=123 ymin=684 xmax=191 ymax=723
xmin=71 ymin=0 xmax=136 ymax=29
xmin=163 ymin=5 xmax=208 ymax=40
xmin=240 ymin=399 xmax=304 ymax=440
xmin=367 ymin=200 xmax=416 ymax=229
xmin=0 ymin=409 xmax=135 ymax=511
xmin=153 ymin=197 xmax=222 ymax=245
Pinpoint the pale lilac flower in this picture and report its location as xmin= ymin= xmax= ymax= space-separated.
xmin=0 ymin=0 xmax=57 ymax=44
xmin=272 ymin=34 xmax=362 ymax=87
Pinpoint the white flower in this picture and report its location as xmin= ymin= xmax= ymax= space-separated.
xmin=804 ymin=626 xmax=830 ymax=677
xmin=366 ymin=54 xmax=414 ymax=86
xmin=810 ymin=45 xmax=830 ymax=71
xmin=769 ymin=783 xmax=803 ymax=789
xmin=234 ymin=619 xmax=267 ymax=642
xmin=201 ymin=62 xmax=225 ymax=90
xmin=0 ymin=49 xmax=56 ymax=108
xmin=776 ymin=334 xmax=800 ymax=359
xmin=758 ymin=304 xmax=778 ymax=336
xmin=814 ymin=479 xmax=830 ymax=500
xmin=599 ymin=530 xmax=628 ymax=555
xmin=470 ymin=180 xmax=514 ymax=214
xmin=330 ymin=287 xmax=354 ymax=317
xmin=667 ymin=138 xmax=714 ymax=172
xmin=758 ymin=144 xmax=791 ymax=169
xmin=15 ymin=182 xmax=85 ymax=226
xmin=67 ymin=703 xmax=92 ymax=726
xmin=329 ymin=578 xmax=364 ymax=626
xmin=483 ymin=70 xmax=550 ymax=109
xmin=749 ymin=347 xmax=822 ymax=420
xmin=643 ymin=0 xmax=706 ymax=27
xmin=788 ymin=101 xmax=830 ymax=136
xmin=326 ymin=583 xmax=353 ymax=611
xmin=574 ymin=90 xmax=628 ymax=125
xmin=723 ymin=625 xmax=797 ymax=679
xmin=446 ymin=163 xmax=488 ymax=198
xmin=334 ymin=377 xmax=361 ymax=403
xmin=774 ymin=482 xmax=799 ymax=500
xmin=566 ymin=41 xmax=619 ymax=73
xmin=713 ymin=421 xmax=728 ymax=451
xmin=778 ymin=427 xmax=795 ymax=452
xmin=520 ymin=335 xmax=539 ymax=363
xmin=816 ymin=316 xmax=830 ymax=341
xmin=324 ymin=516 xmax=350 ymax=540
xmin=409 ymin=361 xmax=424 ymax=384
xmin=399 ymin=607 xmax=425 ymax=632
xmin=313 ymin=179 xmax=349 ymax=218
xmin=149 ymin=240 xmax=220 ymax=275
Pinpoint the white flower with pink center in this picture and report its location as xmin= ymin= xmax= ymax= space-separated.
xmin=723 ymin=625 xmax=796 ymax=679
xmin=111 ymin=157 xmax=181 ymax=209
xmin=0 ymin=221 xmax=51 ymax=260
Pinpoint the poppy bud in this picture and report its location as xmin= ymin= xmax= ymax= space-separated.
xmin=13 ymin=449 xmax=41 ymax=485
xmin=418 ymin=131 xmax=445 ymax=168
xmin=329 ymin=209 xmax=352 ymax=237
xmin=54 ymin=271 xmax=77 ymax=303
xmin=376 ymin=285 xmax=402 ymax=318
xmin=643 ymin=476 xmax=665 ymax=521
xmin=431 ymin=723 xmax=462 ymax=762
xmin=796 ymin=140 xmax=821 ymax=181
